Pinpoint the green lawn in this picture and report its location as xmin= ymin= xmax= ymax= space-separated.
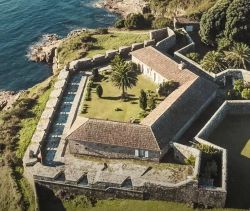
xmin=82 ymin=74 xmax=161 ymax=122
xmin=87 ymin=31 xmax=149 ymax=58
xmin=57 ymin=30 xmax=149 ymax=67
xmin=208 ymin=114 xmax=250 ymax=209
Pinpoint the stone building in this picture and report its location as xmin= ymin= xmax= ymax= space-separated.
xmin=173 ymin=16 xmax=199 ymax=32
xmin=66 ymin=46 xmax=217 ymax=161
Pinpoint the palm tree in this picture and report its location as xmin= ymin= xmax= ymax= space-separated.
xmin=201 ymin=51 xmax=225 ymax=73
xmin=224 ymin=43 xmax=250 ymax=69
xmin=110 ymin=56 xmax=138 ymax=98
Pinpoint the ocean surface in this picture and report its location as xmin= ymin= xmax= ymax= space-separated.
xmin=0 ymin=0 xmax=116 ymax=91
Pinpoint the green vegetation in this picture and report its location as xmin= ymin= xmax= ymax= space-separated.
xmin=110 ymin=56 xmax=138 ymax=98
xmin=225 ymin=0 xmax=250 ymax=45
xmin=199 ymin=0 xmax=232 ymax=46
xmin=227 ymin=79 xmax=250 ymax=100
xmin=139 ymin=89 xmax=147 ymax=110
xmin=57 ymin=30 xmax=149 ymax=67
xmin=158 ymin=81 xmax=179 ymax=97
xmin=200 ymin=51 xmax=225 ymax=73
xmin=0 ymin=76 xmax=54 ymax=210
xmin=149 ymin=0 xmax=217 ymax=20
xmin=81 ymin=73 xmax=160 ymax=122
xmin=199 ymin=0 xmax=250 ymax=46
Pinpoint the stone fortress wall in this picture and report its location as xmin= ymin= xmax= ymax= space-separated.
xmin=22 ymin=27 xmax=250 ymax=209
xmin=173 ymin=29 xmax=250 ymax=83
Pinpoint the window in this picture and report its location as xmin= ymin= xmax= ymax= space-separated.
xmin=139 ymin=149 xmax=145 ymax=157
xmin=135 ymin=149 xmax=139 ymax=156
xmin=135 ymin=149 xmax=148 ymax=158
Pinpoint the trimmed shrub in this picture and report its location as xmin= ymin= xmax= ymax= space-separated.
xmin=139 ymin=89 xmax=147 ymax=110
xmin=96 ymin=84 xmax=103 ymax=98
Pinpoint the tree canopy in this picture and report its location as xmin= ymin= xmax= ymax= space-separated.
xmin=199 ymin=0 xmax=250 ymax=46
xmin=110 ymin=56 xmax=138 ymax=98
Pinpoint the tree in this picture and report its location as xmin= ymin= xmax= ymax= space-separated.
xmin=96 ymin=84 xmax=103 ymax=98
xmin=148 ymin=96 xmax=156 ymax=111
xmin=201 ymin=51 xmax=225 ymax=73
xmin=199 ymin=0 xmax=232 ymax=46
xmin=110 ymin=56 xmax=138 ymax=98
xmin=124 ymin=13 xmax=147 ymax=29
xmin=152 ymin=17 xmax=171 ymax=29
xmin=225 ymin=0 xmax=250 ymax=44
xmin=139 ymin=89 xmax=147 ymax=110
xmin=92 ymin=68 xmax=99 ymax=81
xmin=158 ymin=81 xmax=179 ymax=97
xmin=241 ymin=88 xmax=250 ymax=100
xmin=224 ymin=43 xmax=250 ymax=69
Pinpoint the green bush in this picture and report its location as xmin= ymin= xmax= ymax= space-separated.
xmin=114 ymin=19 xmax=125 ymax=28
xmin=158 ymin=81 xmax=179 ymax=97
xmin=185 ymin=52 xmax=200 ymax=63
xmin=139 ymin=89 xmax=147 ymax=110
xmin=124 ymin=13 xmax=148 ymax=29
xmin=152 ymin=17 xmax=171 ymax=29
xmin=96 ymin=84 xmax=103 ymax=98
xmin=96 ymin=28 xmax=109 ymax=34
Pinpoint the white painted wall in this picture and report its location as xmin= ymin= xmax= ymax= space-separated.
xmin=132 ymin=56 xmax=166 ymax=84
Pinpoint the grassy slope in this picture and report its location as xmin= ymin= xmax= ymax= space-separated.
xmin=58 ymin=30 xmax=149 ymax=67
xmin=0 ymin=77 xmax=54 ymax=211
xmin=82 ymin=74 xmax=161 ymax=122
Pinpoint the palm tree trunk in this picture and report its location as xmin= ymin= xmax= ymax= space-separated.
xmin=243 ymin=59 xmax=247 ymax=69
xmin=122 ymin=83 xmax=125 ymax=99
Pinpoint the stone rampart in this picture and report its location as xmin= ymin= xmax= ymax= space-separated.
xmin=173 ymin=29 xmax=250 ymax=84
xmin=156 ymin=28 xmax=176 ymax=52
xmin=150 ymin=28 xmax=168 ymax=42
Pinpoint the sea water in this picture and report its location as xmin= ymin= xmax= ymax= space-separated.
xmin=0 ymin=0 xmax=116 ymax=91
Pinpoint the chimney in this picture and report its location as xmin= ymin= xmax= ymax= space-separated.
xmin=178 ymin=61 xmax=186 ymax=70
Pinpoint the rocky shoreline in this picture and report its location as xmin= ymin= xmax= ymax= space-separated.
xmin=96 ymin=0 xmax=147 ymax=17
xmin=0 ymin=91 xmax=21 ymax=111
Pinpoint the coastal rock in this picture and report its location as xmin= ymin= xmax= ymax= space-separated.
xmin=28 ymin=34 xmax=61 ymax=64
xmin=98 ymin=0 xmax=147 ymax=17
xmin=0 ymin=91 xmax=20 ymax=111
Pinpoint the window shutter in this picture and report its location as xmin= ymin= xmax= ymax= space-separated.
xmin=145 ymin=151 xmax=149 ymax=158
xmin=135 ymin=150 xmax=139 ymax=156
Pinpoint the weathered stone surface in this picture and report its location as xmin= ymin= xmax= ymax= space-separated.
xmin=144 ymin=39 xmax=155 ymax=47
xmin=105 ymin=49 xmax=118 ymax=59
xmin=131 ymin=43 xmax=144 ymax=51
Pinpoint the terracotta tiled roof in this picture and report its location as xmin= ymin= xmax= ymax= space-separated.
xmin=66 ymin=119 xmax=160 ymax=151
xmin=174 ymin=16 xmax=199 ymax=24
xmin=142 ymin=77 xmax=217 ymax=149
xmin=131 ymin=46 xmax=197 ymax=85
